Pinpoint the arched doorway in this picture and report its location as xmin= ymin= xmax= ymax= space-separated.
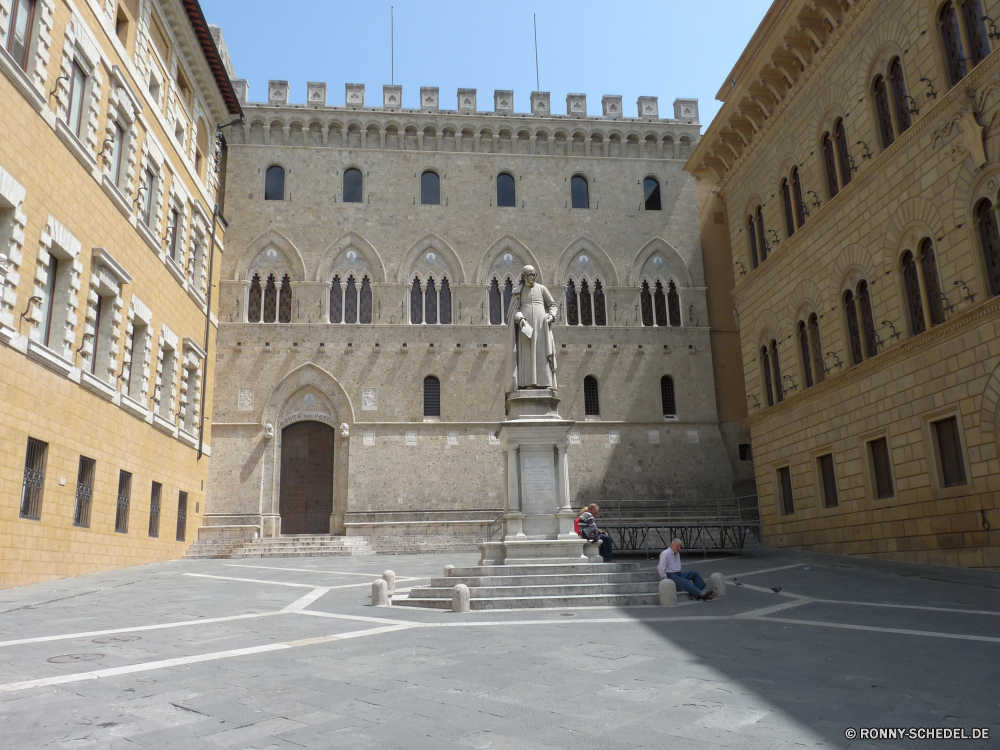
xmin=279 ymin=421 xmax=335 ymax=534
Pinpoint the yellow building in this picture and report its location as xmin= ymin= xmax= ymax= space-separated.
xmin=0 ymin=0 xmax=240 ymax=587
xmin=687 ymin=0 xmax=1000 ymax=568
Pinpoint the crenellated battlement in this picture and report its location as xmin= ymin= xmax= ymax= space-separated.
xmin=230 ymin=80 xmax=699 ymax=125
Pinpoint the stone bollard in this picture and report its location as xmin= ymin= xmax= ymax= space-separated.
xmin=659 ymin=578 xmax=677 ymax=607
xmin=709 ymin=572 xmax=726 ymax=599
xmin=444 ymin=564 xmax=455 ymax=575
xmin=452 ymin=583 xmax=470 ymax=613
xmin=371 ymin=578 xmax=389 ymax=606
xmin=382 ymin=570 xmax=395 ymax=595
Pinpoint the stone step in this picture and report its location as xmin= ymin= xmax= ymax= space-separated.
xmin=396 ymin=592 xmax=679 ymax=610
xmin=445 ymin=563 xmax=640 ymax=577
xmin=409 ymin=582 xmax=661 ymax=599
xmin=431 ymin=572 xmax=659 ymax=587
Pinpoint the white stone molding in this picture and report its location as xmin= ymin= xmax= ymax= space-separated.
xmin=0 ymin=163 xmax=27 ymax=327
xmin=53 ymin=11 xmax=105 ymax=160
xmin=316 ymin=231 xmax=386 ymax=283
xmin=83 ymin=250 xmax=127 ymax=382
xmin=396 ymin=232 xmax=466 ymax=284
xmin=154 ymin=323 xmax=178 ymax=420
xmin=476 ymin=235 xmax=542 ymax=286
xmin=558 ymin=237 xmax=620 ymax=287
xmin=237 ymin=229 xmax=306 ymax=282
xmin=630 ymin=237 xmax=691 ymax=288
xmin=31 ymin=216 xmax=83 ymax=360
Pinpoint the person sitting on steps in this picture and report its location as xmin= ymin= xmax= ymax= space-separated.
xmin=657 ymin=538 xmax=713 ymax=601
xmin=577 ymin=503 xmax=613 ymax=562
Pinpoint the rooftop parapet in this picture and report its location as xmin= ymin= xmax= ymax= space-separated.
xmin=232 ymin=81 xmax=692 ymax=123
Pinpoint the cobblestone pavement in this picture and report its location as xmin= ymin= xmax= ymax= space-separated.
xmin=1 ymin=550 xmax=998 ymax=749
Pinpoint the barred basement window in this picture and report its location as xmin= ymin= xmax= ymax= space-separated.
xmin=20 ymin=437 xmax=47 ymax=520
xmin=660 ymin=376 xmax=676 ymax=417
xmin=423 ymin=375 xmax=441 ymax=417
xmin=868 ymin=438 xmax=894 ymax=499
xmin=73 ymin=456 xmax=96 ymax=527
xmin=933 ymin=416 xmax=967 ymax=488
xmin=115 ymin=470 xmax=132 ymax=534
xmin=264 ymin=165 xmax=285 ymax=201
xmin=976 ymin=199 xmax=1000 ymax=297
xmin=149 ymin=482 xmax=161 ymax=537
xmin=817 ymin=453 xmax=838 ymax=508
xmin=583 ymin=375 xmax=600 ymax=416
xmin=777 ymin=466 xmax=794 ymax=515
xmin=176 ymin=491 xmax=187 ymax=542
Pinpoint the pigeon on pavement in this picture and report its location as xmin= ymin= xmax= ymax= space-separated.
xmin=733 ymin=579 xmax=744 ymax=587
xmin=771 ymin=587 xmax=782 ymax=594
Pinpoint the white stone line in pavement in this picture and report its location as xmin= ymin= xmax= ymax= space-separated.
xmin=763 ymin=616 xmax=1000 ymax=644
xmin=0 ymin=611 xmax=285 ymax=649
xmin=295 ymin=610 xmax=415 ymax=626
xmin=223 ymin=564 xmax=387 ymax=577
xmin=0 ymin=624 xmax=418 ymax=694
xmin=184 ymin=573 xmax=320 ymax=588
xmin=281 ymin=588 xmax=331 ymax=613
xmin=810 ymin=598 xmax=1000 ymax=616
xmin=721 ymin=564 xmax=806 ymax=578
xmin=736 ymin=599 xmax=815 ymax=618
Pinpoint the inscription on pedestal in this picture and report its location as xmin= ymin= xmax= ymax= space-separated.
xmin=521 ymin=455 xmax=555 ymax=510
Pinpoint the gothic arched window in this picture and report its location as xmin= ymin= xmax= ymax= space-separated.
xmin=583 ymin=375 xmax=600 ymax=416
xmin=888 ymin=58 xmax=912 ymax=133
xmin=344 ymin=167 xmax=363 ymax=203
xmin=660 ymin=376 xmax=676 ymax=417
xmin=922 ymin=240 xmax=945 ymax=327
xmin=962 ymin=0 xmax=990 ymax=68
xmin=263 ymin=274 xmax=277 ymax=323
xmin=579 ymin=280 xmax=593 ymax=326
xmin=791 ymin=167 xmax=805 ymax=229
xmin=359 ymin=276 xmax=373 ymax=324
xmin=594 ymin=280 xmax=607 ymax=326
xmin=643 ymin=177 xmax=661 ymax=211
xmin=798 ymin=321 xmax=814 ymax=388
xmin=571 ymin=175 xmax=589 ymax=209
xmin=410 ymin=277 xmax=423 ymax=324
xmin=756 ymin=206 xmax=768 ymax=262
xmin=565 ymin=279 xmax=579 ymax=325
xmin=769 ymin=340 xmax=783 ymax=403
xmin=278 ymin=275 xmax=292 ymax=323
xmin=489 ymin=278 xmax=502 ymax=325
xmin=835 ymin=118 xmax=852 ymax=188
xmin=901 ymin=251 xmax=925 ymax=334
xmin=781 ymin=178 xmax=796 ymax=237
xmin=421 ymin=170 xmax=440 ymax=205
xmin=761 ymin=345 xmax=774 ymax=407
xmin=344 ymin=275 xmax=358 ymax=324
xmin=844 ymin=289 xmax=864 ymax=366
xmin=822 ymin=133 xmax=839 ymax=199
xmin=265 ymin=165 xmax=284 ymax=201
xmin=858 ymin=280 xmax=878 ymax=358
xmin=440 ymin=277 xmax=452 ymax=324
xmin=329 ymin=274 xmax=342 ymax=323
xmin=808 ymin=313 xmax=825 ymax=383
xmin=425 ymin=277 xmax=438 ymax=325
xmin=653 ymin=281 xmax=667 ymax=327
xmin=667 ymin=281 xmax=681 ymax=326
xmin=248 ymin=274 xmax=262 ymax=322
xmin=747 ymin=215 xmax=760 ymax=269
xmin=873 ymin=75 xmax=895 ymax=149
xmin=976 ymin=199 xmax=1000 ymax=297
xmin=640 ymin=281 xmax=654 ymax=326
xmin=940 ymin=2 xmax=968 ymax=86
xmin=503 ymin=278 xmax=513 ymax=322
xmin=497 ymin=172 xmax=515 ymax=207
xmin=423 ymin=376 xmax=440 ymax=417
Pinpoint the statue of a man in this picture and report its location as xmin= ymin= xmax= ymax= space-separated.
xmin=505 ymin=265 xmax=558 ymax=394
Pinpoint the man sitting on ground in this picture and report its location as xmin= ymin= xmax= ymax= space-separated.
xmin=657 ymin=538 xmax=712 ymax=601
xmin=577 ymin=504 xmax=613 ymax=562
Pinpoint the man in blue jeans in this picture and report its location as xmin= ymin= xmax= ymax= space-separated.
xmin=657 ymin=538 xmax=713 ymax=600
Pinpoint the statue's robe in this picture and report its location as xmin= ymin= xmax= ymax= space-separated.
xmin=504 ymin=281 xmax=558 ymax=394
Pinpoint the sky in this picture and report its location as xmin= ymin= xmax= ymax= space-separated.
xmin=201 ymin=0 xmax=773 ymax=129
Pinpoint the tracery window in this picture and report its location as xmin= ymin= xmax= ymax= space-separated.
xmin=976 ymin=199 xmax=1000 ymax=297
xmin=822 ymin=118 xmax=853 ymax=198
xmin=344 ymin=276 xmax=358 ymax=323
xmin=265 ymin=166 xmax=284 ymax=201
xmin=564 ymin=278 xmax=607 ymax=327
xmin=410 ymin=276 xmax=451 ymax=324
xmin=248 ymin=274 xmax=262 ymax=322
xmin=653 ymin=281 xmax=667 ymax=326
xmin=593 ymin=280 xmax=607 ymax=326
xmin=660 ymin=376 xmax=676 ymax=417
xmin=330 ymin=274 xmax=342 ymax=323
xmin=938 ymin=1 xmax=989 ymax=86
xmin=667 ymin=281 xmax=681 ymax=326
xmin=583 ymin=375 xmax=600 ymax=416
xmin=262 ymin=274 xmax=277 ymax=323
xmin=566 ymin=279 xmax=580 ymax=326
xmin=329 ymin=274 xmax=372 ymax=324
xmin=640 ymin=279 xmax=681 ymax=327
xmin=278 ymin=275 xmax=292 ymax=323
xmin=571 ymin=175 xmax=589 ymax=209
xmin=488 ymin=277 xmax=507 ymax=325
xmin=640 ymin=281 xmax=654 ymax=326
xmin=579 ymin=280 xmax=593 ymax=326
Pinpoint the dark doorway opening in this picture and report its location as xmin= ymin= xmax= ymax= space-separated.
xmin=279 ymin=421 xmax=335 ymax=534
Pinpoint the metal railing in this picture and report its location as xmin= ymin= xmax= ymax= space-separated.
xmin=148 ymin=482 xmax=161 ymax=538
xmin=115 ymin=470 xmax=132 ymax=534
xmin=73 ymin=456 xmax=95 ymax=527
xmin=19 ymin=438 xmax=47 ymax=520
xmin=485 ymin=511 xmax=506 ymax=542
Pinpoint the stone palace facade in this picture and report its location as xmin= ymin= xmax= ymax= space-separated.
xmin=201 ymin=82 xmax=755 ymax=543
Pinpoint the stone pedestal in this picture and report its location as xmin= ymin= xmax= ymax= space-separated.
xmin=479 ymin=389 xmax=591 ymax=565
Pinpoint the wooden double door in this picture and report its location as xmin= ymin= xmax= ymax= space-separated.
xmin=279 ymin=421 xmax=335 ymax=534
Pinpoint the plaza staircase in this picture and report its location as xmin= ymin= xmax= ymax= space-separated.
xmin=184 ymin=533 xmax=483 ymax=559
xmin=395 ymin=561 xmax=690 ymax=610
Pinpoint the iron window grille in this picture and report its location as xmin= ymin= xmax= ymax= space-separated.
xmin=73 ymin=456 xmax=96 ymax=527
xmin=660 ymin=376 xmax=676 ymax=417
xmin=149 ymin=482 xmax=161 ymax=537
xmin=423 ymin=376 xmax=441 ymax=417
xmin=176 ymin=491 xmax=187 ymax=542
xmin=115 ymin=470 xmax=132 ymax=533
xmin=19 ymin=437 xmax=47 ymax=520
xmin=583 ymin=376 xmax=600 ymax=416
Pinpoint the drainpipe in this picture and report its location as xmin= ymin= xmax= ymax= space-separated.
xmin=197 ymin=203 xmax=223 ymax=461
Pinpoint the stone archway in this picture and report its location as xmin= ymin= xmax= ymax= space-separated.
xmin=279 ymin=421 xmax=335 ymax=534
